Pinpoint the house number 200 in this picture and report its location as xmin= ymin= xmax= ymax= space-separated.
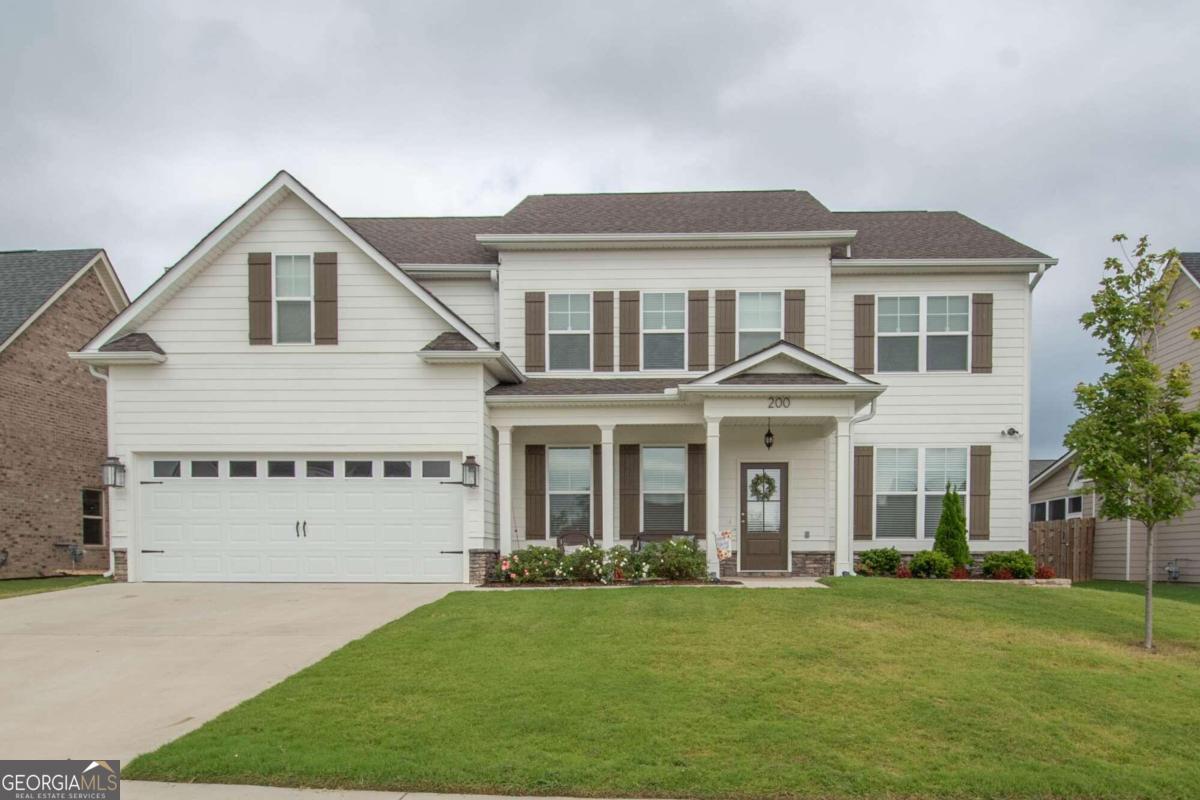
xmin=767 ymin=396 xmax=791 ymax=409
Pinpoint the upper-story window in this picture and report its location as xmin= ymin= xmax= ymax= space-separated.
xmin=738 ymin=291 xmax=782 ymax=358
xmin=877 ymin=295 xmax=969 ymax=372
xmin=274 ymin=255 xmax=313 ymax=344
xmin=642 ymin=292 xmax=686 ymax=370
xmin=548 ymin=293 xmax=590 ymax=370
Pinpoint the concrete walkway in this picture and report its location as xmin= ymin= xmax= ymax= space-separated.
xmin=0 ymin=582 xmax=457 ymax=762
xmin=126 ymin=784 xmax=619 ymax=800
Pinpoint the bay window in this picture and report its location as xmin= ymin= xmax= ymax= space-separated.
xmin=547 ymin=293 xmax=591 ymax=370
xmin=738 ymin=291 xmax=782 ymax=358
xmin=642 ymin=292 xmax=686 ymax=370
xmin=274 ymin=254 xmax=313 ymax=344
xmin=642 ymin=446 xmax=686 ymax=531
xmin=548 ymin=447 xmax=591 ymax=536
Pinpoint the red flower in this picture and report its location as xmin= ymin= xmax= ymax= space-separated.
xmin=1035 ymin=564 xmax=1056 ymax=579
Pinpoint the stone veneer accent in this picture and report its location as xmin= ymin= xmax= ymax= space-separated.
xmin=717 ymin=550 xmax=835 ymax=578
xmin=470 ymin=549 xmax=498 ymax=583
xmin=112 ymin=549 xmax=128 ymax=582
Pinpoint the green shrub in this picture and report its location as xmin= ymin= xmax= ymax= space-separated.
xmin=932 ymin=486 xmax=971 ymax=567
xmin=493 ymin=547 xmax=564 ymax=583
xmin=909 ymin=550 xmax=953 ymax=579
xmin=606 ymin=545 xmax=648 ymax=582
xmin=857 ymin=547 xmax=902 ymax=576
xmin=981 ymin=550 xmax=1036 ymax=579
xmin=563 ymin=545 xmax=608 ymax=582
xmin=641 ymin=539 xmax=708 ymax=581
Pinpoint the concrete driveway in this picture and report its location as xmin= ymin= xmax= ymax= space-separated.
xmin=0 ymin=582 xmax=457 ymax=762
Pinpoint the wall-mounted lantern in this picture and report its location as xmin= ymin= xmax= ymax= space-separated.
xmin=461 ymin=455 xmax=479 ymax=488
xmin=101 ymin=456 xmax=126 ymax=488
xmin=763 ymin=419 xmax=775 ymax=451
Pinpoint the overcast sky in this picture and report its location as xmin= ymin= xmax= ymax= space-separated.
xmin=2 ymin=0 xmax=1197 ymax=456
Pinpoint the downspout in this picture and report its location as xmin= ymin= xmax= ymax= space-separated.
xmin=1029 ymin=262 xmax=1047 ymax=291
xmin=88 ymin=364 xmax=117 ymax=579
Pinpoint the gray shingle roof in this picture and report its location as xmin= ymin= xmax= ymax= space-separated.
xmin=488 ymin=378 xmax=681 ymax=397
xmin=99 ymin=332 xmax=164 ymax=354
xmin=1029 ymin=458 xmax=1059 ymax=482
xmin=717 ymin=372 xmax=845 ymax=385
xmin=0 ymin=249 xmax=102 ymax=344
xmin=346 ymin=191 xmax=1050 ymax=265
xmin=422 ymin=331 xmax=477 ymax=352
xmin=1179 ymin=253 xmax=1200 ymax=284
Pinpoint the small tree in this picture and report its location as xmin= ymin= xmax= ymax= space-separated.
xmin=933 ymin=485 xmax=970 ymax=567
xmin=1064 ymin=235 xmax=1200 ymax=650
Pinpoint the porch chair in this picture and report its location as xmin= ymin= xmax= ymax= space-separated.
xmin=555 ymin=531 xmax=595 ymax=554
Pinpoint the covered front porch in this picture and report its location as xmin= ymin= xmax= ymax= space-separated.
xmin=486 ymin=342 xmax=885 ymax=577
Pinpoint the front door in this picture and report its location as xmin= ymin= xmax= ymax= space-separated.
xmin=740 ymin=462 xmax=788 ymax=571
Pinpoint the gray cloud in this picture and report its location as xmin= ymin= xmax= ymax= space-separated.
xmin=2 ymin=0 xmax=1197 ymax=457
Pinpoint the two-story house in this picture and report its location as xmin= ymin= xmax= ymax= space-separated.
xmin=72 ymin=172 xmax=1054 ymax=583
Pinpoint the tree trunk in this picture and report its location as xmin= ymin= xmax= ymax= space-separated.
xmin=1144 ymin=522 xmax=1155 ymax=650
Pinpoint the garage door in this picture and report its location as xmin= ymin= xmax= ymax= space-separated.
xmin=138 ymin=455 xmax=464 ymax=582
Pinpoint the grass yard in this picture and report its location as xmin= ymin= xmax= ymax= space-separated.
xmin=127 ymin=580 xmax=1200 ymax=799
xmin=1077 ymin=579 xmax=1200 ymax=605
xmin=0 ymin=575 xmax=109 ymax=599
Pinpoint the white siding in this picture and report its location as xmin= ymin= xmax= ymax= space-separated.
xmin=832 ymin=272 xmax=1031 ymax=551
xmin=498 ymin=247 xmax=832 ymax=373
xmin=105 ymin=195 xmax=489 ymax=575
xmin=423 ymin=277 xmax=497 ymax=342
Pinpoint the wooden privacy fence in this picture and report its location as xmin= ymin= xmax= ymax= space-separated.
xmin=1028 ymin=518 xmax=1095 ymax=581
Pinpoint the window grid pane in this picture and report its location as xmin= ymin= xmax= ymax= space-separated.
xmin=927 ymin=295 xmax=969 ymax=332
xmin=274 ymin=255 xmax=312 ymax=298
xmin=878 ymin=296 xmax=919 ymax=333
xmin=422 ymin=460 xmax=451 ymax=478
xmin=927 ymin=335 xmax=968 ymax=371
xmin=548 ymin=333 xmax=589 ymax=370
xmin=276 ymin=300 xmax=312 ymax=343
xmin=644 ymin=332 xmax=685 ymax=370
xmin=548 ymin=448 xmax=592 ymax=492
xmin=876 ymin=495 xmax=917 ymax=537
xmin=738 ymin=292 xmax=781 ymax=330
xmin=643 ymin=292 xmax=685 ymax=331
xmin=878 ymin=336 xmax=919 ymax=371
xmin=642 ymin=447 xmax=685 ymax=492
xmin=550 ymin=494 xmax=590 ymax=536
xmin=644 ymin=493 xmax=685 ymax=531
xmin=875 ymin=449 xmax=918 ymax=492
xmin=548 ymin=293 xmax=590 ymax=332
xmin=924 ymin=448 xmax=967 ymax=493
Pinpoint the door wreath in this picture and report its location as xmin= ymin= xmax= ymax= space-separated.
xmin=749 ymin=472 xmax=777 ymax=502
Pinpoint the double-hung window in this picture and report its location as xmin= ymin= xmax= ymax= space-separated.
xmin=642 ymin=292 xmax=686 ymax=370
xmin=877 ymin=295 xmax=969 ymax=372
xmin=274 ymin=255 xmax=313 ymax=344
xmin=547 ymin=447 xmax=591 ymax=536
xmin=875 ymin=448 xmax=919 ymax=538
xmin=82 ymin=489 xmax=104 ymax=546
xmin=923 ymin=447 xmax=968 ymax=538
xmin=642 ymin=446 xmax=686 ymax=531
xmin=547 ymin=293 xmax=590 ymax=370
xmin=738 ymin=291 xmax=782 ymax=358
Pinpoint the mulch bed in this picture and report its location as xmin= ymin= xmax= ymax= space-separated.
xmin=478 ymin=578 xmax=743 ymax=588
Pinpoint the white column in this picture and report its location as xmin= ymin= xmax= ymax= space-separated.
xmin=600 ymin=425 xmax=616 ymax=548
xmin=706 ymin=416 xmax=722 ymax=577
xmin=497 ymin=426 xmax=513 ymax=556
xmin=835 ymin=417 xmax=854 ymax=575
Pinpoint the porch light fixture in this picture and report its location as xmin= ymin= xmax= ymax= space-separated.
xmin=461 ymin=455 xmax=479 ymax=488
xmin=763 ymin=419 xmax=775 ymax=451
xmin=101 ymin=456 xmax=126 ymax=488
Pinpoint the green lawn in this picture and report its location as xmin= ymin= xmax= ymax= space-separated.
xmin=0 ymin=575 xmax=110 ymax=599
xmin=1077 ymin=579 xmax=1200 ymax=605
xmin=127 ymin=580 xmax=1200 ymax=799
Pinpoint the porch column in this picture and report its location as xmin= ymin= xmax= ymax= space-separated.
xmin=706 ymin=416 xmax=722 ymax=577
xmin=497 ymin=426 xmax=513 ymax=556
xmin=835 ymin=417 xmax=854 ymax=575
xmin=600 ymin=425 xmax=616 ymax=548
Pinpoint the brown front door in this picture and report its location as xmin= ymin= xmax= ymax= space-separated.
xmin=740 ymin=462 xmax=788 ymax=571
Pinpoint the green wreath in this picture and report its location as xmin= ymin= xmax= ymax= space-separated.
xmin=749 ymin=472 xmax=777 ymax=502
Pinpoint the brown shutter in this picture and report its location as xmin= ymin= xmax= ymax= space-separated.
xmin=969 ymin=445 xmax=991 ymax=540
xmin=687 ymin=443 xmax=706 ymax=534
xmin=853 ymin=295 xmax=875 ymax=374
xmin=619 ymin=444 xmax=640 ymax=538
xmin=593 ymin=292 xmax=614 ymax=371
xmin=853 ymin=446 xmax=874 ymax=540
xmin=784 ymin=289 xmax=806 ymax=348
xmin=592 ymin=444 xmax=603 ymax=536
xmin=314 ymin=252 xmax=338 ymax=345
xmin=619 ymin=291 xmax=640 ymax=371
xmin=971 ymin=293 xmax=993 ymax=374
xmin=524 ymin=292 xmax=545 ymax=372
xmin=715 ymin=290 xmax=736 ymax=367
xmin=524 ymin=445 xmax=546 ymax=540
xmin=248 ymin=253 xmax=272 ymax=345
xmin=687 ymin=290 xmax=709 ymax=371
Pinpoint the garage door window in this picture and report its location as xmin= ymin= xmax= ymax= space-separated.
xmin=346 ymin=460 xmax=374 ymax=478
xmin=422 ymin=460 xmax=451 ymax=479
xmin=268 ymin=460 xmax=296 ymax=478
xmin=307 ymin=460 xmax=335 ymax=478
xmin=191 ymin=460 xmax=219 ymax=478
xmin=153 ymin=460 xmax=181 ymax=478
xmin=230 ymin=460 xmax=257 ymax=478
xmin=384 ymin=460 xmax=412 ymax=478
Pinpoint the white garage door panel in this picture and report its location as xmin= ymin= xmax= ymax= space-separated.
xmin=138 ymin=455 xmax=463 ymax=583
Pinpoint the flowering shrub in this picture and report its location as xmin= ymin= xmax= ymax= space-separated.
xmin=640 ymin=539 xmax=708 ymax=581
xmin=492 ymin=546 xmax=564 ymax=583
xmin=909 ymin=550 xmax=954 ymax=579
xmin=606 ymin=545 xmax=649 ymax=582
xmin=857 ymin=547 xmax=902 ymax=576
xmin=563 ymin=545 xmax=608 ymax=582
xmin=895 ymin=564 xmax=913 ymax=579
xmin=1035 ymin=564 xmax=1056 ymax=580
xmin=951 ymin=565 xmax=970 ymax=580
xmin=981 ymin=550 xmax=1036 ymax=579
